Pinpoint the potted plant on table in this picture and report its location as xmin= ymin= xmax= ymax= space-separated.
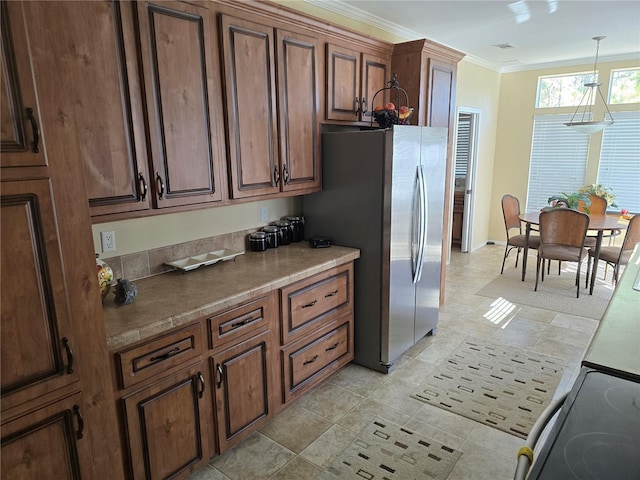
xmin=546 ymin=192 xmax=591 ymax=212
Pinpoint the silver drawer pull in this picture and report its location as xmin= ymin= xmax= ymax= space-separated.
xmin=325 ymin=342 xmax=339 ymax=352
xmin=302 ymin=300 xmax=317 ymax=308
xmin=231 ymin=315 xmax=256 ymax=329
xmin=150 ymin=347 xmax=179 ymax=362
xmin=303 ymin=355 xmax=319 ymax=365
xmin=324 ymin=290 xmax=339 ymax=298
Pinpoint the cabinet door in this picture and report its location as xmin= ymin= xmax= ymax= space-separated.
xmin=123 ymin=362 xmax=210 ymax=480
xmin=0 ymin=1 xmax=46 ymax=167
xmin=48 ymin=1 xmax=151 ymax=217
xmin=137 ymin=0 xmax=225 ymax=208
xmin=211 ymin=330 xmax=273 ymax=453
xmin=276 ymin=29 xmax=321 ymax=194
xmin=326 ymin=43 xmax=361 ymax=121
xmin=1 ymin=179 xmax=79 ymax=412
xmin=426 ymin=58 xmax=456 ymax=130
xmin=220 ymin=15 xmax=279 ymax=199
xmin=1 ymin=392 xmax=91 ymax=480
xmin=361 ymin=53 xmax=389 ymax=123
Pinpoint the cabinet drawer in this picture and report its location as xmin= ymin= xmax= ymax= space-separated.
xmin=280 ymin=263 xmax=353 ymax=344
xmin=208 ymin=294 xmax=275 ymax=350
xmin=282 ymin=316 xmax=353 ymax=402
xmin=115 ymin=323 xmax=202 ymax=389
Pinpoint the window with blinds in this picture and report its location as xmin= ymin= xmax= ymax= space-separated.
xmin=597 ymin=111 xmax=640 ymax=212
xmin=455 ymin=113 xmax=471 ymax=178
xmin=525 ymin=114 xmax=590 ymax=212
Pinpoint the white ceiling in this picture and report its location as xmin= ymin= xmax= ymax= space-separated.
xmin=306 ymin=0 xmax=640 ymax=72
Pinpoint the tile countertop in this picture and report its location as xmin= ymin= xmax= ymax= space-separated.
xmin=103 ymin=244 xmax=360 ymax=351
xmin=583 ymin=242 xmax=640 ymax=380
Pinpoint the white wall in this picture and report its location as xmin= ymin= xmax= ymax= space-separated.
xmin=455 ymin=61 xmax=501 ymax=251
xmin=92 ymin=197 xmax=300 ymax=258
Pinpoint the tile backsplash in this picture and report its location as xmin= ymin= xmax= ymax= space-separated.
xmin=101 ymin=228 xmax=256 ymax=282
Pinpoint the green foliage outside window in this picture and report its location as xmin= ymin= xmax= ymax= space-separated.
xmin=609 ymin=68 xmax=640 ymax=104
xmin=537 ymin=73 xmax=595 ymax=108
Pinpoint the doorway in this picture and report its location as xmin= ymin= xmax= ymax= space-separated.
xmin=451 ymin=109 xmax=479 ymax=253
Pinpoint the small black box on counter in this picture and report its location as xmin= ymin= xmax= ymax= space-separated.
xmin=308 ymin=237 xmax=332 ymax=248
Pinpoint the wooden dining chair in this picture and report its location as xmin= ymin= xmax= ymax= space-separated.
xmin=535 ymin=209 xmax=590 ymax=298
xmin=577 ymin=194 xmax=608 ymax=248
xmin=586 ymin=214 xmax=640 ymax=288
xmin=501 ymin=194 xmax=540 ymax=274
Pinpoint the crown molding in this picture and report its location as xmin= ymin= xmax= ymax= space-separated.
xmin=304 ymin=0 xmax=420 ymax=41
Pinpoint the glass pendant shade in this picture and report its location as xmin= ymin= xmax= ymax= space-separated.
xmin=566 ymin=120 xmax=613 ymax=134
xmin=565 ymin=37 xmax=615 ymax=134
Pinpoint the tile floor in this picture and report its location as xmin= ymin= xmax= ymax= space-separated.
xmin=188 ymin=245 xmax=600 ymax=480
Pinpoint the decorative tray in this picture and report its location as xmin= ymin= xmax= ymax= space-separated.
xmin=165 ymin=249 xmax=244 ymax=272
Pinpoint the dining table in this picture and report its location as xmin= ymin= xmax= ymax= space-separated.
xmin=518 ymin=212 xmax=628 ymax=295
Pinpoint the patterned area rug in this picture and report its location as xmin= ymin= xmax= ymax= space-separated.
xmin=320 ymin=417 xmax=462 ymax=480
xmin=410 ymin=338 xmax=564 ymax=439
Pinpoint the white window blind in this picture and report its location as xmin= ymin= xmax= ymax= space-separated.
xmin=597 ymin=111 xmax=640 ymax=212
xmin=455 ymin=113 xmax=471 ymax=177
xmin=526 ymin=114 xmax=590 ymax=212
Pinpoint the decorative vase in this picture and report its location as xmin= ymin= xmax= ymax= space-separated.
xmin=96 ymin=254 xmax=113 ymax=301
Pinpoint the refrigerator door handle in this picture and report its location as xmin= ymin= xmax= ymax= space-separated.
xmin=411 ymin=167 xmax=421 ymax=283
xmin=415 ymin=165 xmax=427 ymax=282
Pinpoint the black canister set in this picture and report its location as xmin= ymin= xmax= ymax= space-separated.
xmin=249 ymin=216 xmax=305 ymax=252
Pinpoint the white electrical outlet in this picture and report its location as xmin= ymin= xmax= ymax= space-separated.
xmin=260 ymin=206 xmax=268 ymax=223
xmin=101 ymin=231 xmax=116 ymax=253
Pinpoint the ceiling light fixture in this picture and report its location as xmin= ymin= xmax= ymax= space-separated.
xmin=565 ymin=36 xmax=615 ymax=134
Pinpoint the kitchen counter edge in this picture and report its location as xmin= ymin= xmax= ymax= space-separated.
xmin=102 ymin=244 xmax=360 ymax=351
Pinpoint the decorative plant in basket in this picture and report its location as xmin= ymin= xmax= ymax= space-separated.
xmin=577 ymin=184 xmax=617 ymax=208
xmin=371 ymin=73 xmax=414 ymax=129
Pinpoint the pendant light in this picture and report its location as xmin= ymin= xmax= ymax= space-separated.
xmin=565 ymin=36 xmax=615 ymax=134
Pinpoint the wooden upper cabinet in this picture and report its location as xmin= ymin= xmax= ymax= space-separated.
xmin=137 ymin=0 xmax=225 ymax=209
xmin=426 ymin=58 xmax=456 ymax=129
xmin=55 ymin=1 xmax=151 ymax=217
xmin=220 ymin=15 xmax=280 ymax=199
xmin=326 ymin=44 xmax=389 ymax=124
xmin=1 ymin=179 xmax=79 ymax=413
xmin=391 ymin=39 xmax=463 ymax=129
xmin=0 ymin=1 xmax=46 ymax=168
xmin=7 ymin=0 xmax=151 ymax=216
xmin=276 ymin=29 xmax=320 ymax=194
xmin=326 ymin=44 xmax=360 ymax=122
xmin=361 ymin=53 xmax=389 ymax=123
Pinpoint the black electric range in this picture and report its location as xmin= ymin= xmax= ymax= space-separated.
xmin=528 ymin=367 xmax=640 ymax=479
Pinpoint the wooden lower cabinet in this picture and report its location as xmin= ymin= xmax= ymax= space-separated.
xmin=281 ymin=315 xmax=353 ymax=403
xmin=1 ymin=392 xmax=91 ymax=480
xmin=113 ymin=263 xmax=354 ymax=476
xmin=122 ymin=362 xmax=210 ymax=480
xmin=279 ymin=263 xmax=355 ymax=403
xmin=210 ymin=330 xmax=275 ymax=453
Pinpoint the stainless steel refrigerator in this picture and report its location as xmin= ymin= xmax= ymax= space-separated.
xmin=303 ymin=126 xmax=448 ymax=373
